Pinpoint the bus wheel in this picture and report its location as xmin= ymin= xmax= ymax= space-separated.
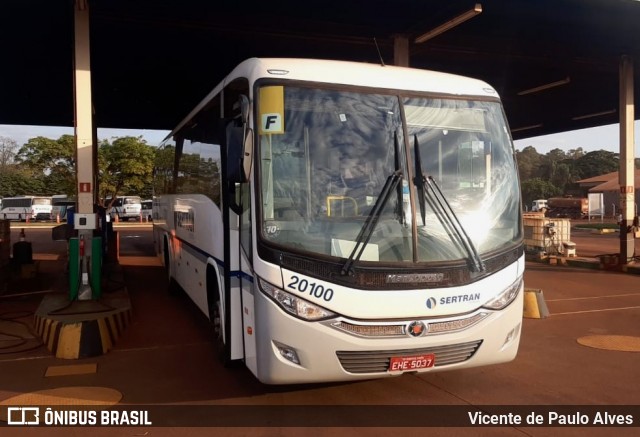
xmin=207 ymin=266 xmax=232 ymax=367
xmin=167 ymin=277 xmax=180 ymax=295
xmin=213 ymin=296 xmax=232 ymax=366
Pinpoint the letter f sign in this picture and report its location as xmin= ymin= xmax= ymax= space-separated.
xmin=265 ymin=115 xmax=277 ymax=129
xmin=261 ymin=113 xmax=282 ymax=133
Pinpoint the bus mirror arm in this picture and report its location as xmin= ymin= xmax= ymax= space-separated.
xmin=225 ymin=121 xmax=246 ymax=183
xmin=239 ymin=94 xmax=252 ymax=182
xmin=225 ymin=94 xmax=253 ymax=184
xmin=239 ymin=94 xmax=250 ymax=125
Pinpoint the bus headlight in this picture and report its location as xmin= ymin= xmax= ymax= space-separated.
xmin=482 ymin=276 xmax=523 ymax=310
xmin=258 ymin=278 xmax=336 ymax=321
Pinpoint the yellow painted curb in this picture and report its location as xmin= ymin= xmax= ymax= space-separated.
xmin=57 ymin=323 xmax=82 ymax=359
xmin=523 ymin=288 xmax=550 ymax=319
xmin=34 ymin=306 xmax=131 ymax=359
xmin=591 ymin=228 xmax=615 ymax=234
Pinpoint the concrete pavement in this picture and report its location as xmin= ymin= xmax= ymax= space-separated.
xmin=0 ymin=225 xmax=639 ymax=435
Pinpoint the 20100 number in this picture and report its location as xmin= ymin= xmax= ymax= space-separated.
xmin=287 ymin=276 xmax=334 ymax=302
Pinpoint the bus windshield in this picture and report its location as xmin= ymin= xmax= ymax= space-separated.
xmin=258 ymin=85 xmax=521 ymax=265
xmin=33 ymin=197 xmax=52 ymax=206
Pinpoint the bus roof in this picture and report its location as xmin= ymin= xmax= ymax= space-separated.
xmin=240 ymin=58 xmax=496 ymax=95
xmin=1 ymin=195 xmax=49 ymax=199
xmin=167 ymin=58 xmax=499 ymax=142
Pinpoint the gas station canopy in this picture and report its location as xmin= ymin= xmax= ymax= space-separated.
xmin=1 ymin=0 xmax=639 ymax=140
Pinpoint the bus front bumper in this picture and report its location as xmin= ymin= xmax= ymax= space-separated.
xmin=253 ymin=290 xmax=523 ymax=385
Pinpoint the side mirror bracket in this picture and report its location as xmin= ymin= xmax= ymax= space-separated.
xmin=226 ymin=95 xmax=253 ymax=183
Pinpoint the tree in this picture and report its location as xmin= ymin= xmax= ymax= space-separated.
xmin=515 ymin=146 xmax=543 ymax=181
xmin=573 ymin=150 xmax=619 ymax=180
xmin=0 ymin=171 xmax=44 ymax=197
xmin=567 ymin=147 xmax=585 ymax=159
xmin=516 ymin=146 xmax=619 ymax=200
xmin=0 ymin=136 xmax=18 ymax=171
xmin=153 ymin=145 xmax=176 ymax=196
xmin=521 ymin=178 xmax=562 ymax=208
xmin=550 ymin=162 xmax=573 ymax=190
xmin=538 ymin=148 xmax=567 ymax=183
xmin=99 ymin=136 xmax=155 ymax=205
xmin=13 ymin=135 xmax=76 ymax=196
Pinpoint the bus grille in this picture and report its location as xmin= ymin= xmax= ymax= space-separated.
xmin=331 ymin=312 xmax=488 ymax=338
xmin=336 ymin=340 xmax=483 ymax=374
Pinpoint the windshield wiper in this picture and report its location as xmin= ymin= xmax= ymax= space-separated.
xmin=412 ymin=135 xmax=485 ymax=273
xmin=341 ymin=169 xmax=403 ymax=276
xmin=393 ymin=132 xmax=406 ymax=226
xmin=342 ymin=131 xmax=404 ymax=276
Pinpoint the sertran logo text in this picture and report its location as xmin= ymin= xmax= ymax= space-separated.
xmin=440 ymin=293 xmax=481 ymax=305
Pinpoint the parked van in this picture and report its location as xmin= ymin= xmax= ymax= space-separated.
xmin=108 ymin=196 xmax=142 ymax=221
xmin=141 ymin=199 xmax=153 ymax=221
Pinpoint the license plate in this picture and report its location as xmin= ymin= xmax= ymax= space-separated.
xmin=388 ymin=354 xmax=435 ymax=372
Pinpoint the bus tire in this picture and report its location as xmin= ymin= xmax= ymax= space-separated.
xmin=207 ymin=265 xmax=233 ymax=367
xmin=167 ymin=277 xmax=180 ymax=296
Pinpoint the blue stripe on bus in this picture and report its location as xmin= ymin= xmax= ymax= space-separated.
xmin=172 ymin=234 xmax=255 ymax=283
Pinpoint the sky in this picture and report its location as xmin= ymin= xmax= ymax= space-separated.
xmin=1 ymin=121 xmax=639 ymax=155
xmin=512 ymin=121 xmax=640 ymax=155
xmin=0 ymin=124 xmax=170 ymax=148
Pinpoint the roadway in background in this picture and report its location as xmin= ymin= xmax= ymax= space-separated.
xmin=7 ymin=219 xmax=635 ymax=260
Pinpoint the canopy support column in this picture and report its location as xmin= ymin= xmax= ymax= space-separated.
xmin=393 ymin=35 xmax=410 ymax=67
xmin=73 ymin=0 xmax=99 ymax=300
xmin=619 ymin=55 xmax=635 ymax=265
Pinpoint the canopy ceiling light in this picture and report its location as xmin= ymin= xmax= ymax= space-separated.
xmin=511 ymin=124 xmax=543 ymax=133
xmin=414 ymin=3 xmax=483 ymax=44
xmin=517 ymin=77 xmax=571 ymax=96
xmin=571 ymin=109 xmax=616 ymax=121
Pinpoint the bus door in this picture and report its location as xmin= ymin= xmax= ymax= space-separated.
xmin=223 ymin=84 xmax=256 ymax=368
xmin=235 ymin=94 xmax=257 ymax=372
xmin=237 ymin=179 xmax=257 ymax=372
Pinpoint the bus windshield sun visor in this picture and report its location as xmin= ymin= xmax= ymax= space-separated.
xmin=341 ymin=132 xmax=404 ymax=276
xmin=412 ymin=135 xmax=485 ymax=273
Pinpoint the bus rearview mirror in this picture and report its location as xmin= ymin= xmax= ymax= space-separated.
xmin=242 ymin=129 xmax=253 ymax=182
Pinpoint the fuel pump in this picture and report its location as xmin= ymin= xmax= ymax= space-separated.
xmin=68 ymin=212 xmax=102 ymax=301
xmin=77 ymin=234 xmax=92 ymax=300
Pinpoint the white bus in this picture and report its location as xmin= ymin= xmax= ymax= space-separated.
xmin=0 ymin=196 xmax=52 ymax=221
xmin=52 ymin=196 xmax=77 ymax=221
xmin=153 ymin=58 xmax=524 ymax=384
